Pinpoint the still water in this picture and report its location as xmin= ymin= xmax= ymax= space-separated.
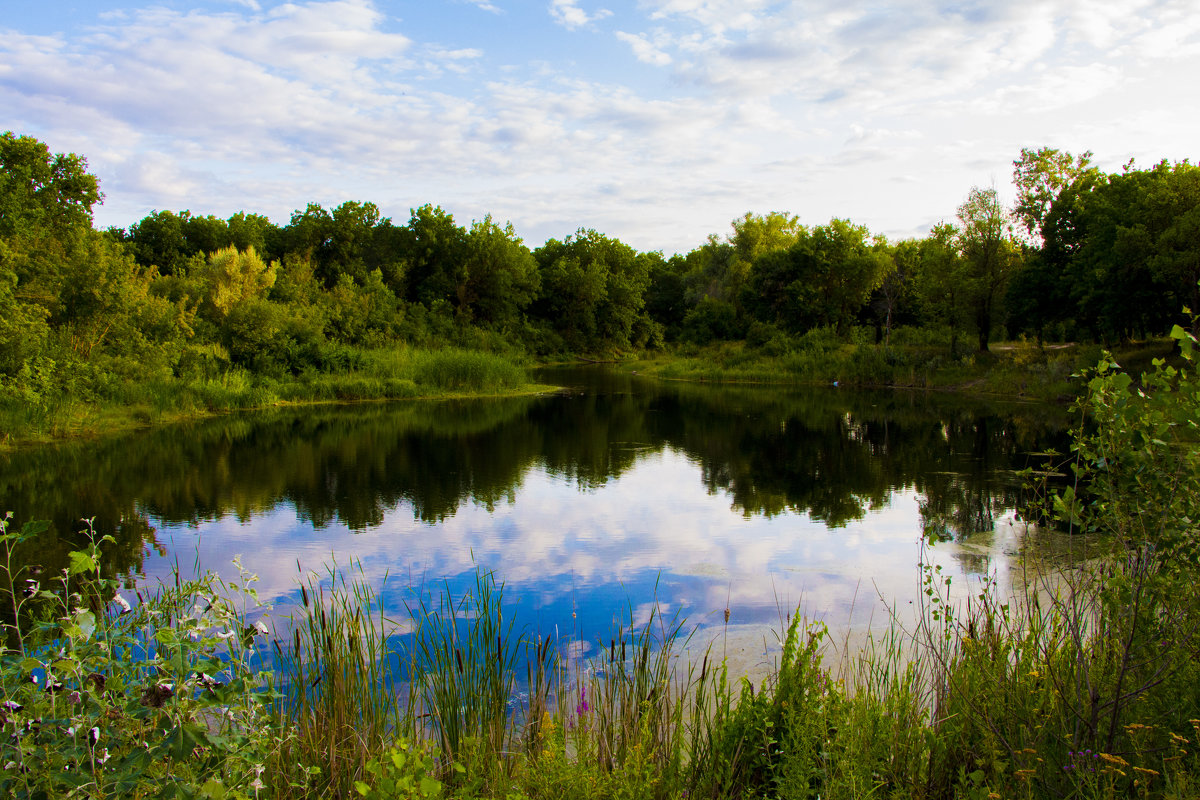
xmin=0 ymin=367 xmax=1070 ymax=664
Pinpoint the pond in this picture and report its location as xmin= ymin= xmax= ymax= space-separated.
xmin=0 ymin=367 xmax=1072 ymax=671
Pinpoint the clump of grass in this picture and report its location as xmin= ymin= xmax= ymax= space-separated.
xmin=271 ymin=561 xmax=407 ymax=799
xmin=407 ymin=570 xmax=523 ymax=782
xmin=409 ymin=348 xmax=526 ymax=392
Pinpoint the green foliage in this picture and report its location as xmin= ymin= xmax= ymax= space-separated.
xmin=533 ymin=229 xmax=651 ymax=352
xmin=742 ymin=218 xmax=888 ymax=337
xmin=354 ymin=738 xmax=450 ymax=799
xmin=0 ymin=131 xmax=100 ymax=239
xmin=200 ymin=246 xmax=277 ymax=319
xmin=1012 ymin=146 xmax=1098 ymax=240
xmin=0 ymin=515 xmax=278 ymax=799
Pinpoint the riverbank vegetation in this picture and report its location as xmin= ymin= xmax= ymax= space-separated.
xmin=3 ymin=326 xmax=1199 ymax=798
xmin=4 ymin=133 xmax=1199 ymax=441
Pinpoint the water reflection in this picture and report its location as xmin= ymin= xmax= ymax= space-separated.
xmin=0 ymin=368 xmax=1070 ymax=656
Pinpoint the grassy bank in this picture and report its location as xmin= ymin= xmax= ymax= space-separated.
xmin=625 ymin=330 xmax=1179 ymax=404
xmin=0 ymin=346 xmax=549 ymax=447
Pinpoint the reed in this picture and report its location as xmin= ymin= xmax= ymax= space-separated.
xmin=271 ymin=561 xmax=407 ymax=799
xmin=408 ymin=347 xmax=526 ymax=392
xmin=407 ymin=570 xmax=521 ymax=770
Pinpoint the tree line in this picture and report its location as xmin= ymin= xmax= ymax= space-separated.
xmin=2 ymin=130 xmax=1198 ymax=408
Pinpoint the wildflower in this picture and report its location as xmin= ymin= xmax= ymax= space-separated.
xmin=1099 ymin=753 xmax=1129 ymax=767
xmin=254 ymin=620 xmax=269 ymax=636
xmin=89 ymin=727 xmax=100 ymax=745
xmin=576 ymin=687 xmax=589 ymax=716
xmin=112 ymin=593 xmax=131 ymax=614
xmin=68 ymin=691 xmax=81 ymax=705
xmin=195 ymin=672 xmax=224 ymax=691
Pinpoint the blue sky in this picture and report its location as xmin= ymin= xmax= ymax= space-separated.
xmin=3 ymin=0 xmax=1198 ymax=253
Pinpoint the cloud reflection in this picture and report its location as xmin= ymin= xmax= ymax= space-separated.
xmin=143 ymin=446 xmax=1021 ymax=649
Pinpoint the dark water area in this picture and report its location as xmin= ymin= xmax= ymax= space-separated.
xmin=0 ymin=368 xmax=1072 ymax=660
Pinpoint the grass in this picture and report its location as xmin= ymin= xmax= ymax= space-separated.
xmin=627 ymin=330 xmax=1181 ymax=404
xmin=0 ymin=345 xmax=549 ymax=447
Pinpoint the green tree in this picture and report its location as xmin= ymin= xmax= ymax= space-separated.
xmin=0 ymin=131 xmax=100 ymax=240
xmin=913 ymin=222 xmax=968 ymax=353
xmin=459 ymin=216 xmax=539 ymax=328
xmin=282 ymin=201 xmax=386 ymax=288
xmin=199 ymin=246 xmax=277 ymax=320
xmin=532 ymin=229 xmax=649 ymax=352
xmin=1011 ymin=146 xmax=1097 ymax=241
xmin=956 ymin=186 xmax=1019 ymax=351
xmin=402 ymin=204 xmax=470 ymax=309
xmin=742 ymin=218 xmax=885 ymax=336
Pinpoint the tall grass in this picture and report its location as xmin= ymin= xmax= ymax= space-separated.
xmin=272 ymin=561 xmax=408 ymax=798
xmin=407 ymin=571 xmax=523 ymax=778
xmin=408 ymin=348 xmax=527 ymax=392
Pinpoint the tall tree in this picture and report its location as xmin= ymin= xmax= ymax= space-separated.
xmin=1012 ymin=147 xmax=1097 ymax=242
xmin=0 ymin=131 xmax=100 ymax=240
xmin=913 ymin=222 xmax=968 ymax=354
xmin=460 ymin=216 xmax=539 ymax=328
xmin=532 ymin=229 xmax=649 ymax=352
xmin=957 ymin=186 xmax=1019 ymax=352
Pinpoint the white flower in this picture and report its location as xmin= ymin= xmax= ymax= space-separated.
xmin=253 ymin=620 xmax=269 ymax=636
xmin=112 ymin=593 xmax=131 ymax=614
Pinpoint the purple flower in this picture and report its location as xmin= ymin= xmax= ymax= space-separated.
xmin=576 ymin=687 xmax=589 ymax=716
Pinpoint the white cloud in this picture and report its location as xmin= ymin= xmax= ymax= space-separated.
xmin=4 ymin=0 xmax=1200 ymax=253
xmin=465 ymin=0 xmax=503 ymax=13
xmin=549 ymin=0 xmax=612 ymax=30
xmin=616 ymin=30 xmax=672 ymax=65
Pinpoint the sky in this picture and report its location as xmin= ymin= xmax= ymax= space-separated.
xmin=3 ymin=0 xmax=1199 ymax=254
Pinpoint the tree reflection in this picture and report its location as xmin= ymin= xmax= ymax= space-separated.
xmin=0 ymin=371 xmax=1069 ymax=581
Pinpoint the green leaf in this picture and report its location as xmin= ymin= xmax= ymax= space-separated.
xmin=199 ymin=779 xmax=228 ymax=800
xmin=155 ymin=627 xmax=180 ymax=646
xmin=355 ymin=781 xmax=372 ymax=797
xmin=68 ymin=550 xmax=97 ymax=576
xmin=74 ymin=610 xmax=96 ymax=640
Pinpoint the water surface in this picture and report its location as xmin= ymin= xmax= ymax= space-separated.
xmin=0 ymin=368 xmax=1071 ymax=664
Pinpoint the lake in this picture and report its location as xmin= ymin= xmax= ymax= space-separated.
xmin=0 ymin=367 xmax=1072 ymax=671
